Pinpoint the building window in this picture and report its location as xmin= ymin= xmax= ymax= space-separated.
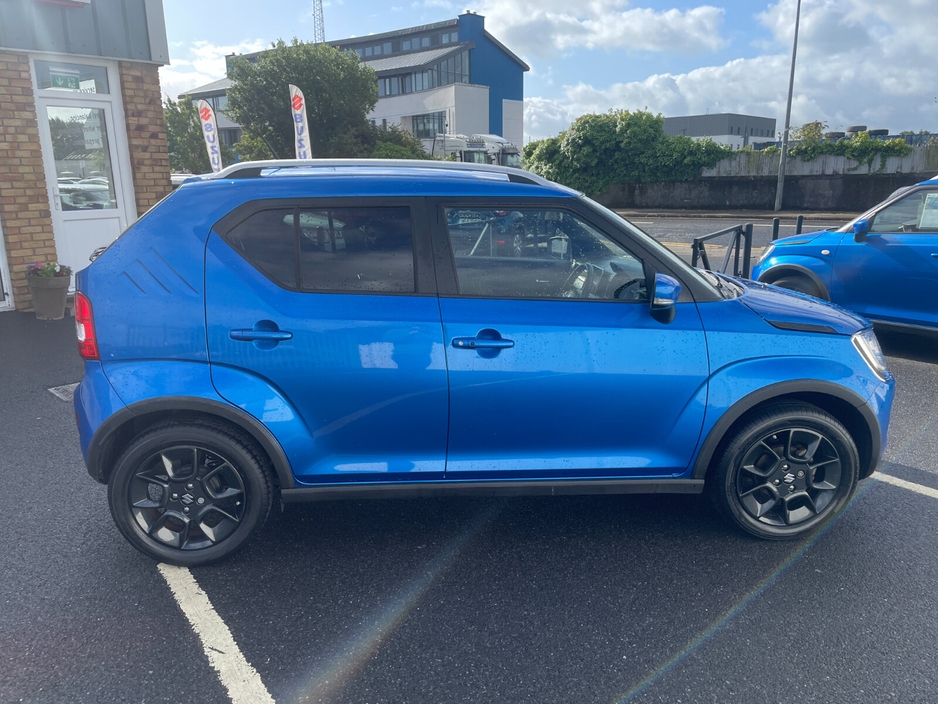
xmin=421 ymin=37 xmax=430 ymax=48
xmin=402 ymin=39 xmax=411 ymax=50
xmin=383 ymin=42 xmax=392 ymax=54
xmin=365 ymin=46 xmax=373 ymax=56
xmin=413 ymin=111 xmax=446 ymax=139
xmin=35 ymin=60 xmax=109 ymax=94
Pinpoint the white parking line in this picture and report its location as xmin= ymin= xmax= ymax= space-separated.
xmin=873 ymin=471 xmax=938 ymax=500
xmin=158 ymin=564 xmax=275 ymax=704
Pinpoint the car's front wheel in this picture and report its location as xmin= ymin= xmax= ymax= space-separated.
xmin=108 ymin=421 xmax=273 ymax=566
xmin=709 ymin=402 xmax=859 ymax=540
xmin=769 ymin=274 xmax=825 ymax=299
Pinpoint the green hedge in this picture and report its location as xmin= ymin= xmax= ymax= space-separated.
xmin=523 ymin=110 xmax=733 ymax=195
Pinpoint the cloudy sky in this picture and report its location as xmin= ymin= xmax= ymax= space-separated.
xmin=160 ymin=0 xmax=938 ymax=142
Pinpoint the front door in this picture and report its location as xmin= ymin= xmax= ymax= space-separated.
xmin=33 ymin=59 xmax=136 ymax=275
xmin=435 ymin=204 xmax=710 ymax=479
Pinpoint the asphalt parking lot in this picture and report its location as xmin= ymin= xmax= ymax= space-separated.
xmin=1 ymin=268 xmax=937 ymax=703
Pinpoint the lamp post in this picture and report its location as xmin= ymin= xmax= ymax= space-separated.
xmin=774 ymin=0 xmax=802 ymax=212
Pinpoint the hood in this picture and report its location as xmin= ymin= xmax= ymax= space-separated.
xmin=771 ymin=229 xmax=827 ymax=246
xmin=729 ymin=276 xmax=869 ymax=336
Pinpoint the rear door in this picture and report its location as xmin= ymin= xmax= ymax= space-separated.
xmin=205 ymin=198 xmax=449 ymax=484
xmin=432 ymin=200 xmax=710 ymax=480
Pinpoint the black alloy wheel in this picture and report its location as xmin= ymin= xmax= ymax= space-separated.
xmin=108 ymin=421 xmax=273 ymax=566
xmin=710 ymin=402 xmax=859 ymax=540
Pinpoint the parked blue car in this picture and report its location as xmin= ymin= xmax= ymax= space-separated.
xmin=753 ymin=175 xmax=938 ymax=333
xmin=73 ymin=160 xmax=894 ymax=565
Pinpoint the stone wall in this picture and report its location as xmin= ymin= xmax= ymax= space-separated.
xmin=594 ymin=173 xmax=931 ymax=212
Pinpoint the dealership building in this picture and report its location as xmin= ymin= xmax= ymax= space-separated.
xmin=184 ymin=12 xmax=529 ymax=154
xmin=0 ymin=0 xmax=172 ymax=313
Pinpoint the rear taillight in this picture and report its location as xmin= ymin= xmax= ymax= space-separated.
xmin=74 ymin=292 xmax=99 ymax=360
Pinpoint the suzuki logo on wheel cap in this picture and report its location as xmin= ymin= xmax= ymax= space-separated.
xmin=181 ymin=493 xmax=194 ymax=505
xmin=783 ymin=473 xmax=796 ymax=484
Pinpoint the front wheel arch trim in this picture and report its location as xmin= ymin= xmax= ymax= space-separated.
xmin=759 ymin=264 xmax=830 ymax=300
xmin=86 ymin=396 xmax=295 ymax=490
xmin=692 ymin=380 xmax=880 ymax=482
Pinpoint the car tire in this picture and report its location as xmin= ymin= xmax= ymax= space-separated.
xmin=770 ymin=275 xmax=825 ymax=299
xmin=708 ymin=402 xmax=859 ymax=540
xmin=108 ymin=420 xmax=273 ymax=566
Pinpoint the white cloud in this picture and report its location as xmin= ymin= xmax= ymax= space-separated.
xmin=477 ymin=0 xmax=725 ymax=59
xmin=158 ymin=39 xmax=269 ymax=101
xmin=523 ymin=0 xmax=938 ymax=141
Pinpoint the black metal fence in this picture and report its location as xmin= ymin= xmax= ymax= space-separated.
xmin=691 ymin=223 xmax=754 ymax=278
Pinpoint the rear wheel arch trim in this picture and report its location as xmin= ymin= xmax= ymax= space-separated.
xmin=86 ymin=396 xmax=295 ymax=489
xmin=759 ymin=264 xmax=830 ymax=300
xmin=692 ymin=381 xmax=880 ymax=481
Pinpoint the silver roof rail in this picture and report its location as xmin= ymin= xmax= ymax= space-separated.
xmin=207 ymin=158 xmax=554 ymax=187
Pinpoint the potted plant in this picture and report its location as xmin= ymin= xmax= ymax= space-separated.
xmin=26 ymin=261 xmax=73 ymax=320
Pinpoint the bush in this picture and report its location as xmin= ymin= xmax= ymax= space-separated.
xmin=524 ymin=109 xmax=733 ymax=195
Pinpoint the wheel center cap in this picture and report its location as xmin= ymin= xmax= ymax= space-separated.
xmin=180 ymin=493 xmax=194 ymax=505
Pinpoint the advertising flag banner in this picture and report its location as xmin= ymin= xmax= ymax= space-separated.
xmin=289 ymin=84 xmax=312 ymax=159
xmin=196 ymin=99 xmax=223 ymax=173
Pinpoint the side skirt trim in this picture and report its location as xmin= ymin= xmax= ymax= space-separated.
xmin=281 ymin=479 xmax=704 ymax=502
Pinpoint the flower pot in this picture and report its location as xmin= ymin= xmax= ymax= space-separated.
xmin=28 ymin=275 xmax=71 ymax=320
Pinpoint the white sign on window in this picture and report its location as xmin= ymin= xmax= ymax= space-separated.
xmin=919 ymin=193 xmax=938 ymax=229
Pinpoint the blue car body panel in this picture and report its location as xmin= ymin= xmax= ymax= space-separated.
xmin=73 ymin=163 xmax=895 ymax=500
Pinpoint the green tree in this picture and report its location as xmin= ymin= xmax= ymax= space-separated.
xmin=163 ymin=97 xmax=231 ymax=173
xmin=524 ymin=109 xmax=733 ymax=195
xmin=371 ymin=124 xmax=428 ymax=159
xmin=226 ymin=39 xmax=379 ymax=159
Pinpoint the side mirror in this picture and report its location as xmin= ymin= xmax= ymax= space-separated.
xmin=650 ymin=273 xmax=682 ymax=324
xmin=853 ymin=218 xmax=870 ymax=243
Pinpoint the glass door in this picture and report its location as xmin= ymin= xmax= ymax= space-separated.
xmin=33 ymin=59 xmax=135 ymax=276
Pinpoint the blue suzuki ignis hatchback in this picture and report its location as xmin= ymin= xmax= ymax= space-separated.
xmin=753 ymin=174 xmax=938 ymax=333
xmin=73 ymin=160 xmax=894 ymax=565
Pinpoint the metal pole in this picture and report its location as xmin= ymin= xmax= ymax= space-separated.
xmin=774 ymin=0 xmax=802 ymax=212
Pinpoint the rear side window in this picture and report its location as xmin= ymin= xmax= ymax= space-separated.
xmin=223 ymin=206 xmax=416 ymax=293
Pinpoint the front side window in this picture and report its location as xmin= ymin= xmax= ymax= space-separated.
xmin=223 ymin=205 xmax=415 ymax=293
xmin=870 ymin=189 xmax=938 ymax=233
xmin=444 ymin=207 xmax=647 ymax=301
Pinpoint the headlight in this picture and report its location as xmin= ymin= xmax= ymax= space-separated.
xmin=852 ymin=329 xmax=889 ymax=381
xmin=757 ymin=243 xmax=775 ymax=264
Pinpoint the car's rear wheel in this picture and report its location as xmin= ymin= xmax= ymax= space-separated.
xmin=770 ymin=274 xmax=825 ymax=299
xmin=709 ymin=402 xmax=859 ymax=540
xmin=108 ymin=421 xmax=273 ymax=566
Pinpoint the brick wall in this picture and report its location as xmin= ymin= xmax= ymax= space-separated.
xmin=119 ymin=61 xmax=172 ymax=215
xmin=0 ymin=51 xmax=56 ymax=311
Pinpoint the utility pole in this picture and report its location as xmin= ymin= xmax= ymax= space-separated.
xmin=775 ymin=0 xmax=802 ymax=212
xmin=312 ymin=0 xmax=325 ymax=43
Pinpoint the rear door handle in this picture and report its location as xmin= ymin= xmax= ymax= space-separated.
xmin=229 ymin=329 xmax=293 ymax=342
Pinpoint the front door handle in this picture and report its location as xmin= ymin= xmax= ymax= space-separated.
xmin=229 ymin=329 xmax=293 ymax=341
xmin=451 ymin=337 xmax=514 ymax=349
